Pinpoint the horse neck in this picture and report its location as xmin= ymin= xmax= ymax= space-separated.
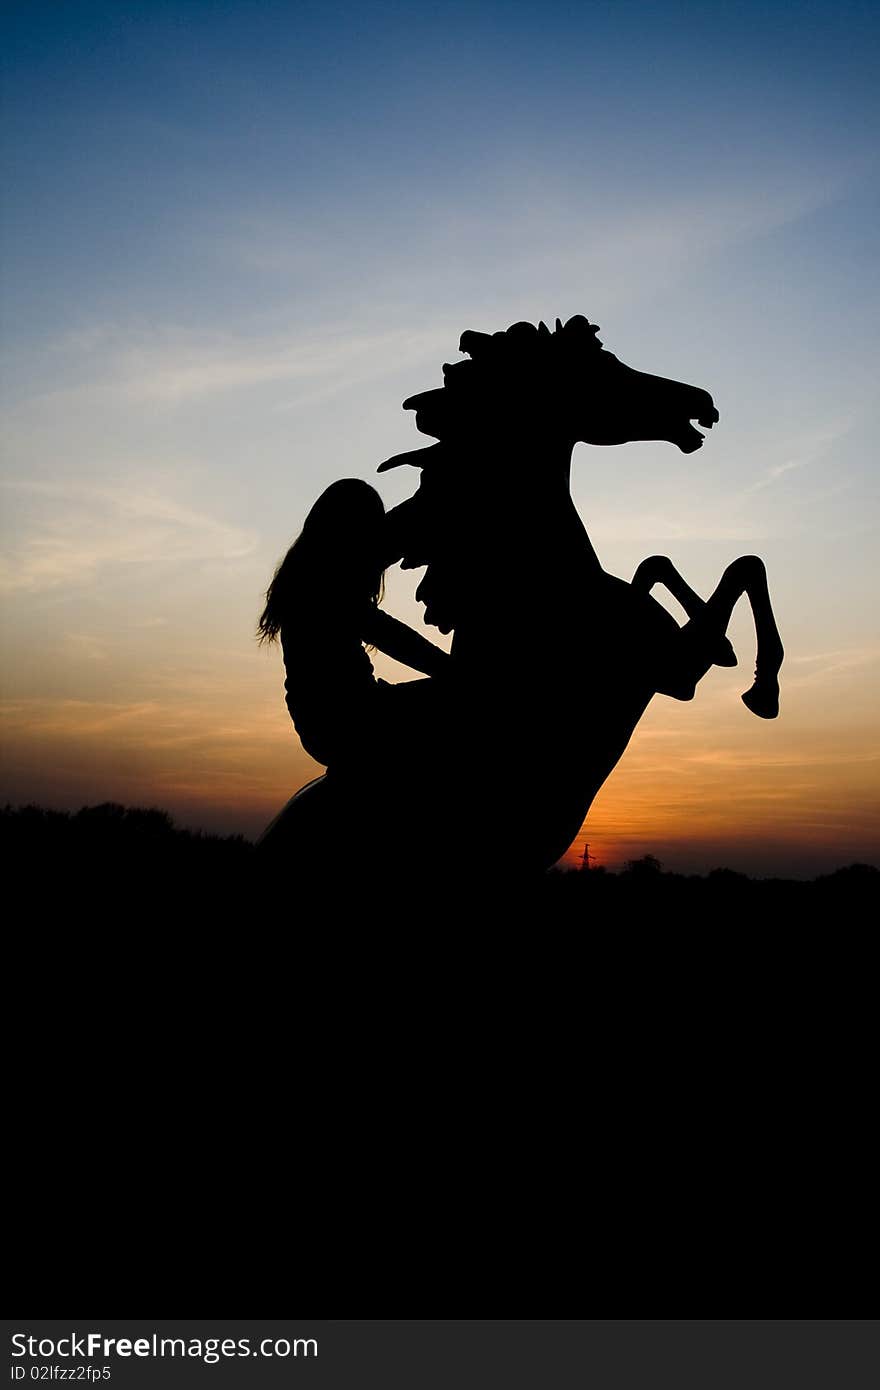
xmin=472 ymin=434 xmax=601 ymax=575
xmin=449 ymin=436 xmax=603 ymax=654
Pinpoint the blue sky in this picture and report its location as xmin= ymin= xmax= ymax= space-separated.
xmin=4 ymin=0 xmax=878 ymax=335
xmin=1 ymin=0 xmax=878 ymax=872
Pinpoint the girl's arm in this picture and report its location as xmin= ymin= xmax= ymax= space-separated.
xmin=362 ymin=608 xmax=451 ymax=677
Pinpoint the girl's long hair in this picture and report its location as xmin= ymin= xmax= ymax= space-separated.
xmin=257 ymin=479 xmax=386 ymax=645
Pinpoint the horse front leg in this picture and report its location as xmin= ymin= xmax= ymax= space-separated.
xmin=693 ymin=556 xmax=784 ymax=718
xmin=632 ymin=556 xmax=737 ymax=667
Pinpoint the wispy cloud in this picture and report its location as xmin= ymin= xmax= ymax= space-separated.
xmin=63 ymin=632 xmax=111 ymax=662
xmin=685 ymin=747 xmax=880 ymax=770
xmin=784 ymin=645 xmax=880 ymax=686
xmin=533 ymin=176 xmax=853 ymax=303
xmin=0 ymin=698 xmax=161 ymax=737
xmin=743 ymin=457 xmax=809 ymax=495
xmin=0 ymin=478 xmax=258 ymax=594
xmin=581 ymin=507 xmax=769 ymax=545
xmin=0 ymin=692 xmax=316 ymax=816
xmin=739 ymin=417 xmax=856 ymax=497
xmin=16 ymin=319 xmax=455 ymax=413
xmin=215 ymin=161 xmax=858 ymax=317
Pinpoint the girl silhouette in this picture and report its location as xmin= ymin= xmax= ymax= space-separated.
xmin=258 ymin=479 xmax=450 ymax=770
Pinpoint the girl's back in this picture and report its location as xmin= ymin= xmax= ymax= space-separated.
xmin=280 ymin=596 xmax=381 ymax=769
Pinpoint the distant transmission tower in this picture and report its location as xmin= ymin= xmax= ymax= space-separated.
xmin=580 ymin=842 xmax=597 ymax=871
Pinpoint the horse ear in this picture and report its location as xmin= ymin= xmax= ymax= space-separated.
xmin=555 ymin=318 xmax=563 ymax=333
xmin=442 ymin=359 xmax=473 ymax=387
xmin=459 ymin=329 xmax=493 ymax=357
xmin=537 ymin=321 xmax=551 ymax=338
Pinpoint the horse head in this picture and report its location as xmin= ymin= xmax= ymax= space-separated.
xmin=378 ymin=315 xmax=718 ymax=473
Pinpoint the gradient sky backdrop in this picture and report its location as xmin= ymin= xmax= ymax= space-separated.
xmin=2 ymin=0 xmax=878 ymax=875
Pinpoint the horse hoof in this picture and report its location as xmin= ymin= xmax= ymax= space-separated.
xmin=741 ymin=682 xmax=779 ymax=719
xmin=714 ymin=636 xmax=737 ymax=667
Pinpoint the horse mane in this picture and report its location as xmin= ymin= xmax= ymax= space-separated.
xmin=378 ymin=315 xmax=604 ymax=472
xmin=379 ymin=317 xmax=605 ymax=632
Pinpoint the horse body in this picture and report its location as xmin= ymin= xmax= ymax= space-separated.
xmin=386 ymin=434 xmax=677 ymax=864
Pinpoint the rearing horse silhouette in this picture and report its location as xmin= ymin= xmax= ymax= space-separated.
xmin=258 ymin=316 xmax=783 ymax=881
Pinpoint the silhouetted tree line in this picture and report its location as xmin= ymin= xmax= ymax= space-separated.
xmin=542 ymin=853 xmax=878 ymax=911
xmin=3 ymin=802 xmax=252 ymax=919
xmin=3 ymin=803 xmax=875 ymax=922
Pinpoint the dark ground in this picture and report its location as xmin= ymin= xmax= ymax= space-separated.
xmin=4 ymin=800 xmax=876 ymax=922
xmin=5 ymin=801 xmax=876 ymax=1308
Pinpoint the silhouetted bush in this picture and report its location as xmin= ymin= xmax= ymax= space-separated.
xmin=3 ymin=802 xmax=877 ymax=925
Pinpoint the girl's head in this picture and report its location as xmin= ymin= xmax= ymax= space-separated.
xmin=257 ymin=479 xmax=386 ymax=644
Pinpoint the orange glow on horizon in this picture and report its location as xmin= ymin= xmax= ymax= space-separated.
xmin=3 ymin=645 xmax=877 ymax=877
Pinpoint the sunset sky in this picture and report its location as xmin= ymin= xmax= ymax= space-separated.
xmin=2 ymin=0 xmax=878 ymax=876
